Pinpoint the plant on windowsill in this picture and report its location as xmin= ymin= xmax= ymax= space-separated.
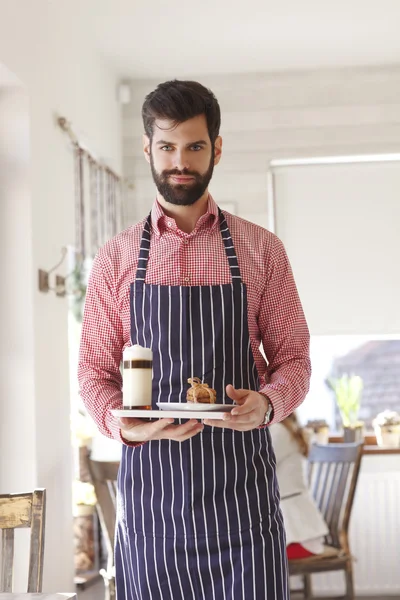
xmin=373 ymin=410 xmax=400 ymax=448
xmin=327 ymin=373 xmax=364 ymax=443
xmin=72 ymin=480 xmax=98 ymax=573
xmin=71 ymin=409 xmax=96 ymax=483
xmin=72 ymin=480 xmax=97 ymax=516
xmin=305 ymin=419 xmax=330 ymax=444
xmin=68 ymin=258 xmax=87 ymax=324
xmin=71 ymin=409 xmax=95 ymax=449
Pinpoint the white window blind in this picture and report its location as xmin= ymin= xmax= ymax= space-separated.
xmin=271 ymin=158 xmax=400 ymax=335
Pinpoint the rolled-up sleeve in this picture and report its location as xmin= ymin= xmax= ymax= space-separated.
xmin=258 ymin=236 xmax=311 ymax=424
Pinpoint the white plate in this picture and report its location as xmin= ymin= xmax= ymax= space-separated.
xmin=111 ymin=409 xmax=228 ymax=420
xmin=156 ymin=402 xmax=233 ymax=413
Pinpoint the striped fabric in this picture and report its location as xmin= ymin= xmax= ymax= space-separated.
xmin=78 ymin=196 xmax=311 ymax=444
xmin=115 ymin=211 xmax=289 ymax=599
xmin=131 ymin=214 xmax=256 ymax=407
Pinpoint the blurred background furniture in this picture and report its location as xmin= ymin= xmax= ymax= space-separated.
xmin=289 ymin=443 xmax=363 ymax=600
xmin=87 ymin=455 xmax=119 ymax=600
xmin=0 ymin=489 xmax=46 ymax=593
xmin=0 ymin=594 xmax=76 ymax=599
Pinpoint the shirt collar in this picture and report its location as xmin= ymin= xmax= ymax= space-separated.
xmin=150 ymin=195 xmax=220 ymax=238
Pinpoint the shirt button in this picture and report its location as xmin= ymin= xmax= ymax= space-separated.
xmin=167 ymin=221 xmax=172 ymax=227
xmin=184 ymin=276 xmax=190 ymax=283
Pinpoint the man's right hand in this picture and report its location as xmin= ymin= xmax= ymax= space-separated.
xmin=118 ymin=417 xmax=204 ymax=443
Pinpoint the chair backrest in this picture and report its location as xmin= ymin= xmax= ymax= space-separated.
xmin=307 ymin=443 xmax=362 ymax=553
xmin=87 ymin=456 xmax=120 ymax=572
xmin=0 ymin=488 xmax=46 ymax=592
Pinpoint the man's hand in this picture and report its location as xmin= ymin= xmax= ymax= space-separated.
xmin=119 ymin=416 xmax=204 ymax=443
xmin=203 ymin=384 xmax=269 ymax=431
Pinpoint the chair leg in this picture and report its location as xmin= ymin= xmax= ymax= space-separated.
xmin=303 ymin=574 xmax=312 ymax=600
xmin=344 ymin=562 xmax=355 ymax=600
xmin=100 ymin=568 xmax=115 ymax=600
xmin=103 ymin=577 xmax=111 ymax=600
xmin=109 ymin=577 xmax=116 ymax=600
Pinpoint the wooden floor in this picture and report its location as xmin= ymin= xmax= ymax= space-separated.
xmin=78 ymin=584 xmax=399 ymax=600
xmin=291 ymin=595 xmax=399 ymax=600
xmin=291 ymin=596 xmax=398 ymax=600
xmin=77 ymin=580 xmax=104 ymax=600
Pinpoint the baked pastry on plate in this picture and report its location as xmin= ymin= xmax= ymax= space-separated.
xmin=186 ymin=377 xmax=217 ymax=404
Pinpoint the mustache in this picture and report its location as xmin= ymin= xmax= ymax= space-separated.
xmin=162 ymin=168 xmax=199 ymax=177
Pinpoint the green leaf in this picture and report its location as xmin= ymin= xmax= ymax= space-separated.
xmin=327 ymin=373 xmax=363 ymax=427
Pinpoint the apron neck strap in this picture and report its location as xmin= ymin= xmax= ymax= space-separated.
xmin=134 ymin=215 xmax=152 ymax=281
xmin=217 ymin=208 xmax=242 ymax=283
xmin=134 ymin=210 xmax=242 ymax=283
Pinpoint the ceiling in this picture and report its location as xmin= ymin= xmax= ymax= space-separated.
xmin=85 ymin=0 xmax=400 ymax=78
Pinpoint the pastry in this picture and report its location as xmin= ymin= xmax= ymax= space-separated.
xmin=186 ymin=377 xmax=217 ymax=404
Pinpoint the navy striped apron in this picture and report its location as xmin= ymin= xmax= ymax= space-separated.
xmin=115 ymin=211 xmax=288 ymax=600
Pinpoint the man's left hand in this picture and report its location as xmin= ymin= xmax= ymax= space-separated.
xmin=203 ymin=384 xmax=269 ymax=431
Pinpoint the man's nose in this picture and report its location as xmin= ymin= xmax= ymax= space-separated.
xmin=174 ymin=151 xmax=190 ymax=171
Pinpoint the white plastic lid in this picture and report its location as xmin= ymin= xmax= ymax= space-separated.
xmin=123 ymin=344 xmax=153 ymax=361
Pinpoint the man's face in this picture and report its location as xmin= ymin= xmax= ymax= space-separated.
xmin=143 ymin=114 xmax=222 ymax=206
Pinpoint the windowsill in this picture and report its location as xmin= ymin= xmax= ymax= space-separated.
xmin=328 ymin=433 xmax=400 ymax=455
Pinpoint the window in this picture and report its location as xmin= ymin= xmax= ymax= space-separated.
xmin=297 ymin=335 xmax=400 ymax=430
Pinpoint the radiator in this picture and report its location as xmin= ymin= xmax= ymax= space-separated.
xmin=307 ymin=456 xmax=400 ymax=596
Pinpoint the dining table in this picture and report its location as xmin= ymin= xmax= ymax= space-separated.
xmin=0 ymin=594 xmax=76 ymax=599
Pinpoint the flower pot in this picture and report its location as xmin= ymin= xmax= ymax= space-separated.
xmin=73 ymin=504 xmax=98 ymax=572
xmin=305 ymin=421 xmax=330 ymax=445
xmin=73 ymin=503 xmax=95 ymax=517
xmin=314 ymin=426 xmax=330 ymax=445
xmin=374 ymin=424 xmax=400 ymax=448
xmin=343 ymin=424 xmax=364 ymax=443
xmin=305 ymin=426 xmax=330 ymax=445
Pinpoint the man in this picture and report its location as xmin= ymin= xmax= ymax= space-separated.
xmin=78 ymin=80 xmax=311 ymax=600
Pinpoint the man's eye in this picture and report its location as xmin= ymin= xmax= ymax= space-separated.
xmin=191 ymin=145 xmax=202 ymax=151
xmin=160 ymin=145 xmax=172 ymax=151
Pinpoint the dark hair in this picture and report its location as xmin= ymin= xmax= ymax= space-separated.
xmin=281 ymin=413 xmax=310 ymax=458
xmin=142 ymin=80 xmax=221 ymax=144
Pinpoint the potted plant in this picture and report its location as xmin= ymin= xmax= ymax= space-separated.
xmin=71 ymin=409 xmax=96 ymax=482
xmin=72 ymin=480 xmax=98 ymax=572
xmin=373 ymin=410 xmax=400 ymax=448
xmin=305 ymin=419 xmax=330 ymax=444
xmin=68 ymin=257 xmax=88 ymax=324
xmin=73 ymin=480 xmax=97 ymax=516
xmin=327 ymin=374 xmax=364 ymax=442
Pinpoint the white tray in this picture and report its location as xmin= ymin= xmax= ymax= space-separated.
xmin=156 ymin=402 xmax=232 ymax=413
xmin=111 ymin=409 xmax=230 ymax=420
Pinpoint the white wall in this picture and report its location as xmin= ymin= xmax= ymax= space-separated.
xmin=272 ymin=158 xmax=400 ymax=335
xmin=0 ymin=85 xmax=36 ymax=490
xmin=121 ymin=66 xmax=400 ymax=227
xmin=0 ymin=74 xmax=38 ymax=595
xmin=0 ymin=2 xmax=121 ymax=593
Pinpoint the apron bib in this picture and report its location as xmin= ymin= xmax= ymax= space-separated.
xmin=115 ymin=211 xmax=288 ymax=600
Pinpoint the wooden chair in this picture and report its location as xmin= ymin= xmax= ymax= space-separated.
xmin=87 ymin=456 xmax=120 ymax=600
xmin=0 ymin=488 xmax=46 ymax=592
xmin=289 ymin=443 xmax=363 ymax=600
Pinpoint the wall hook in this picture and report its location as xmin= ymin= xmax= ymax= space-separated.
xmin=38 ymin=247 xmax=68 ymax=295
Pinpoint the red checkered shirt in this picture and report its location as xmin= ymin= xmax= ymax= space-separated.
xmin=78 ymin=196 xmax=311 ymax=443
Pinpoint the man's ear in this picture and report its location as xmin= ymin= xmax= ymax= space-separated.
xmin=214 ymin=136 xmax=223 ymax=166
xmin=143 ymin=134 xmax=151 ymax=164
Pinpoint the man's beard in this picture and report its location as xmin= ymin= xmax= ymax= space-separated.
xmin=150 ymin=152 xmax=214 ymax=206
